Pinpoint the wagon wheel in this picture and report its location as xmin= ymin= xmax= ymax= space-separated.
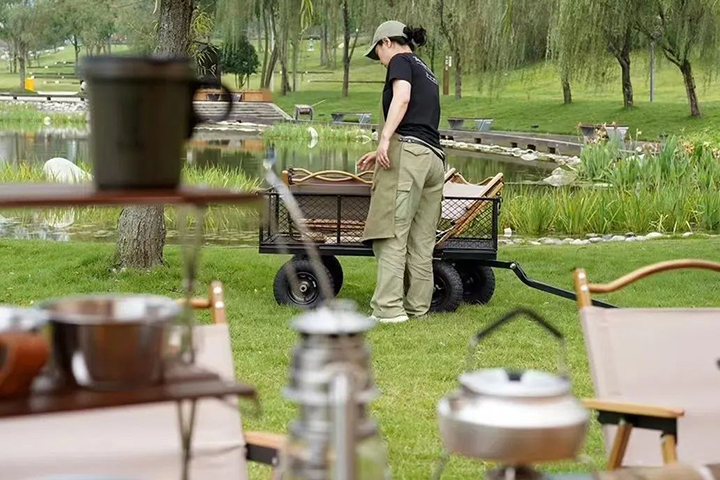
xmin=321 ymin=256 xmax=344 ymax=295
xmin=292 ymin=255 xmax=344 ymax=295
xmin=430 ymin=261 xmax=464 ymax=313
xmin=455 ymin=261 xmax=496 ymax=305
xmin=274 ymin=258 xmax=335 ymax=309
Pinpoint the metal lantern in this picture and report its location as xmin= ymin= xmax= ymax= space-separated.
xmin=282 ymin=301 xmax=390 ymax=480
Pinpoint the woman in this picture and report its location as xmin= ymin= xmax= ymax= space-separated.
xmin=359 ymin=21 xmax=445 ymax=323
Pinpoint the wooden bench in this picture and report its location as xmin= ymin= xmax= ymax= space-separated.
xmin=331 ymin=112 xmax=371 ymax=124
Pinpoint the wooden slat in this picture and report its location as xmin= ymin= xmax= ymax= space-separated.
xmin=662 ymin=434 xmax=679 ymax=464
xmin=0 ymin=366 xmax=255 ymax=419
xmin=583 ymin=399 xmax=685 ymax=419
xmin=0 ymin=184 xmax=259 ymax=208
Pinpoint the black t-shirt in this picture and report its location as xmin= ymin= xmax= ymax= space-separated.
xmin=382 ymin=53 xmax=442 ymax=150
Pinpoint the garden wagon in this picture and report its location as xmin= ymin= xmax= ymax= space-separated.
xmin=259 ymin=167 xmax=614 ymax=311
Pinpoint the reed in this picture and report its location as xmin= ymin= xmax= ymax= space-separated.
xmin=0 ymin=104 xmax=86 ymax=127
xmin=262 ymin=122 xmax=373 ymax=143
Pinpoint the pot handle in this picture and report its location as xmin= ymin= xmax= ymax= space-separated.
xmin=466 ymin=308 xmax=568 ymax=378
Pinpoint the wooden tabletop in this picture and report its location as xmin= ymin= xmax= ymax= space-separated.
xmin=0 ymin=184 xmax=260 ymax=208
xmin=0 ymin=365 xmax=256 ymax=419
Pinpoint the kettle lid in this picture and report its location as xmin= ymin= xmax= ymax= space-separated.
xmin=460 ymin=369 xmax=570 ymax=398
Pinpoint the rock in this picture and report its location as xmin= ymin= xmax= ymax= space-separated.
xmin=521 ymin=152 xmax=539 ymax=162
xmin=541 ymin=238 xmax=558 ymax=245
xmin=562 ymin=238 xmax=574 ymax=244
xmin=572 ymin=239 xmax=590 ymax=245
xmin=529 ymin=241 xmax=542 ymax=246
xmin=625 ymin=232 xmax=636 ymax=237
xmin=646 ymin=232 xmax=664 ymax=240
xmin=609 ymin=235 xmax=626 ymax=242
xmin=589 ymin=237 xmax=603 ymax=243
xmin=43 ymin=157 xmax=91 ymax=183
xmin=682 ymin=231 xmax=694 ymax=237
xmin=498 ymin=239 xmax=512 ymax=245
xmin=585 ymin=233 xmax=599 ymax=238
xmin=504 ymin=227 xmax=513 ymax=238
xmin=625 ymin=237 xmax=638 ymax=242
xmin=635 ymin=235 xmax=648 ymax=241
xmin=543 ymin=167 xmax=577 ymax=187
xmin=513 ymin=238 xmax=525 ymax=244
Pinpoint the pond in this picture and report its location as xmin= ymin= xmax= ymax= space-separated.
xmin=0 ymin=128 xmax=552 ymax=243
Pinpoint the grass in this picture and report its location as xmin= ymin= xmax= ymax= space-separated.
xmin=0 ymin=238 xmax=718 ymax=479
xmin=0 ymin=103 xmax=86 ymax=127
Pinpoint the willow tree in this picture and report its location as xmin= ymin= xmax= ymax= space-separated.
xmin=435 ymin=0 xmax=475 ymax=99
xmin=550 ymin=0 xmax=642 ymax=108
xmin=636 ymin=0 xmax=720 ymax=117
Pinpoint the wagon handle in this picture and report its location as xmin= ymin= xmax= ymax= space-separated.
xmin=464 ymin=308 xmax=569 ymax=379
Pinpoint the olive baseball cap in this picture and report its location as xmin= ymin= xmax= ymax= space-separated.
xmin=364 ymin=20 xmax=407 ymax=61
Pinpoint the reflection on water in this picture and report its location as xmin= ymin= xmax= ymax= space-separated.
xmin=0 ymin=127 xmax=550 ymax=243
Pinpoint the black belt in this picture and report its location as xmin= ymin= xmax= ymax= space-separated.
xmin=399 ymin=136 xmax=446 ymax=162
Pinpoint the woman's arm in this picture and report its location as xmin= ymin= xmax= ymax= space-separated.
xmin=376 ymin=79 xmax=411 ymax=169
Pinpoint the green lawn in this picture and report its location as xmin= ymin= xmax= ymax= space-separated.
xmin=1 ymin=238 xmax=718 ymax=479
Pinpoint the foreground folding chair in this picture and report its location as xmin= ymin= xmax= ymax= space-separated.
xmin=574 ymin=260 xmax=720 ymax=469
xmin=1 ymin=281 xmax=250 ymax=479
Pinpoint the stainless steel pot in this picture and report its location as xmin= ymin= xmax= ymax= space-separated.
xmin=39 ymin=295 xmax=181 ymax=391
xmin=437 ymin=309 xmax=588 ymax=464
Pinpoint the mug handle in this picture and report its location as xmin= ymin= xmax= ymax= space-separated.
xmin=0 ymin=334 xmax=49 ymax=397
xmin=188 ymin=81 xmax=235 ymax=137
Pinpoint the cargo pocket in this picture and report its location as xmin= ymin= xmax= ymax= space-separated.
xmin=402 ymin=142 xmax=431 ymax=158
xmin=395 ymin=180 xmax=413 ymax=223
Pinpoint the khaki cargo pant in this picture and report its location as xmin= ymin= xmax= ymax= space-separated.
xmin=371 ymin=141 xmax=444 ymax=318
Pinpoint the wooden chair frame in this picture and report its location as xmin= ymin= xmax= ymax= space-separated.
xmin=574 ymin=259 xmax=720 ymax=469
xmin=184 ymin=281 xmax=284 ymax=474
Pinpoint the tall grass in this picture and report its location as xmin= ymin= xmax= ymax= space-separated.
xmin=0 ymin=103 xmax=86 ymax=127
xmin=262 ymin=122 xmax=372 ymax=143
xmin=503 ymin=137 xmax=720 ymax=236
xmin=0 ymin=163 xmax=261 ymax=235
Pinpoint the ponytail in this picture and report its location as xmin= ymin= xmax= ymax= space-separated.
xmin=403 ymin=25 xmax=427 ymax=48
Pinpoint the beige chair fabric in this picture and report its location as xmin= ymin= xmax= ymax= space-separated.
xmin=581 ymin=306 xmax=720 ymax=467
xmin=441 ymin=178 xmax=500 ymax=221
xmin=0 ymin=324 xmax=248 ymax=480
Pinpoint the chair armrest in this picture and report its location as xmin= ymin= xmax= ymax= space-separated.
xmin=583 ymin=399 xmax=684 ymax=419
xmin=245 ymin=431 xmax=286 ymax=466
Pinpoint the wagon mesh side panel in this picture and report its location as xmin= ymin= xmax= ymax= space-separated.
xmin=261 ymin=192 xmax=499 ymax=252
xmin=438 ymin=197 xmax=499 ymax=251
xmin=262 ymin=193 xmax=371 ymax=245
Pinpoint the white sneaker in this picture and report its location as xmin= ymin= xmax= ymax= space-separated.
xmin=370 ymin=314 xmax=409 ymax=324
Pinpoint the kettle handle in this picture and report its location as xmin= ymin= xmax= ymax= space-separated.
xmin=466 ymin=308 xmax=568 ymax=377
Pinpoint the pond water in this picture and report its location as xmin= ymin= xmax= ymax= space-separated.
xmin=0 ymin=128 xmax=552 ymax=243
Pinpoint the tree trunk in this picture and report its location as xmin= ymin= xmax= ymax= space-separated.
xmin=453 ymin=48 xmax=462 ymax=99
xmin=18 ymin=47 xmax=26 ymax=91
xmin=341 ymin=0 xmax=350 ymax=97
xmin=73 ymin=36 xmax=80 ymax=74
xmin=115 ymin=0 xmax=194 ymax=269
xmin=106 ymin=37 xmax=112 ymax=54
xmin=562 ymin=78 xmax=572 ymax=104
xmin=331 ymin=19 xmax=338 ymax=69
xmin=429 ymin=39 xmax=436 ymax=73
xmin=680 ymin=60 xmax=701 ymax=117
xmin=263 ymin=46 xmax=279 ymax=89
xmin=260 ymin=8 xmax=270 ymax=87
xmin=321 ymin=21 xmax=329 ymax=66
xmin=292 ymin=38 xmax=299 ymax=92
xmin=618 ymin=55 xmax=633 ymax=108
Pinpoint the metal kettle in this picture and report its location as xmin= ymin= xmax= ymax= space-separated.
xmin=438 ymin=309 xmax=588 ymax=465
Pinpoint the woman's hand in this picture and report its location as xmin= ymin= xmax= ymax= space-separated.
xmin=357 ymin=151 xmax=377 ymax=171
xmin=375 ymin=136 xmax=391 ymax=169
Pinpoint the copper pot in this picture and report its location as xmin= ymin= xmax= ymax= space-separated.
xmin=0 ymin=307 xmax=49 ymax=397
